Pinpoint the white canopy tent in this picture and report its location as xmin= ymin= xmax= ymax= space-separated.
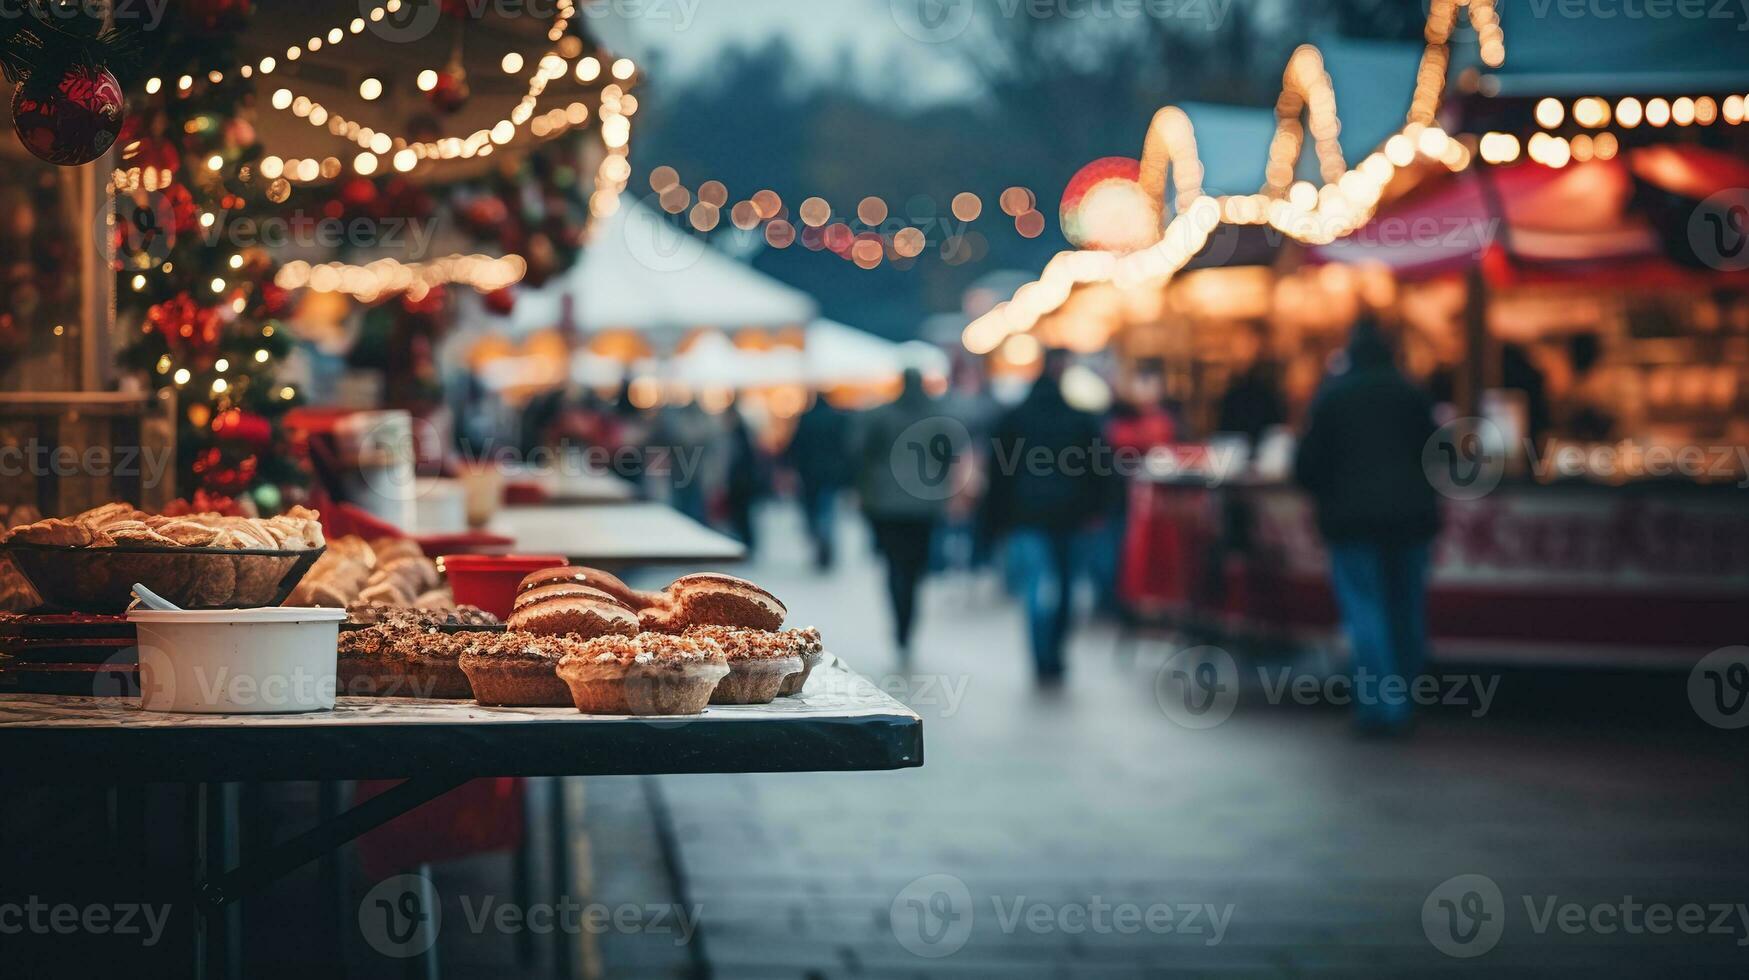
xmin=804 ymin=320 xmax=948 ymax=387
xmin=511 ymin=201 xmax=818 ymax=340
xmin=622 ymin=320 xmax=949 ymax=392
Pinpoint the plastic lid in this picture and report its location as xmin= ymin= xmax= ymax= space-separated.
xmin=127 ymin=607 xmax=348 ymax=624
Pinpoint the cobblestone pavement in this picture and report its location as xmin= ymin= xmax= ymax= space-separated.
xmin=582 ymin=505 xmax=1749 ymax=978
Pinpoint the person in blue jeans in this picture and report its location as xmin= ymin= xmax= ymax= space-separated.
xmin=984 ymin=350 xmax=1112 ymax=685
xmin=1293 ymin=319 xmax=1441 ymax=735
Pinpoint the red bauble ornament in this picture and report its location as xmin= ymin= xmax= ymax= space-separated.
xmin=482 ymin=287 xmax=517 ymax=317
xmin=10 ymin=63 xmax=125 ymax=166
xmin=147 ymin=294 xmax=224 ymax=365
xmin=257 ymin=282 xmax=292 ymax=318
xmin=425 ymin=66 xmax=470 ymax=115
xmin=339 ymin=177 xmax=379 ymax=213
xmin=212 ymin=409 xmax=273 ymax=450
xmin=461 ymin=196 xmax=509 ymax=235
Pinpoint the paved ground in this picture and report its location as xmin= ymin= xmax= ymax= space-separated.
xmin=574 ymin=504 xmax=1749 ymax=978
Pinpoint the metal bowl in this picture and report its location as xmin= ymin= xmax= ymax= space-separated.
xmin=1 ymin=543 xmax=326 ymax=614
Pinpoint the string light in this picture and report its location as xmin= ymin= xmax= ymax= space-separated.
xmin=276 ymin=255 xmax=530 ymax=303
xmin=249 ymin=0 xmax=621 ymax=174
xmin=963 ymin=0 xmax=1499 ymax=353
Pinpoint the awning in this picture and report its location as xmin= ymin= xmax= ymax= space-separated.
xmin=1309 ymin=149 xmax=1749 ymax=287
xmin=510 ymin=201 xmax=818 ymax=338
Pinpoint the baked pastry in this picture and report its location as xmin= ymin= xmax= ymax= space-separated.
xmin=556 ymin=633 xmax=729 ymax=716
xmin=287 ymin=549 xmax=370 ymax=607
xmin=636 ymin=593 xmax=684 ymax=634
xmin=776 ymin=627 xmax=825 ymax=696
xmin=284 ymin=535 xmax=442 ymax=611
xmin=683 ymin=625 xmax=806 ymax=704
xmin=458 ymin=631 xmax=578 ymax=706
xmin=508 ymin=584 xmax=639 ymax=639
xmin=346 ymin=601 xmax=500 ymax=629
xmin=2 ymin=503 xmax=324 ymax=552
xmin=337 ymin=625 xmax=474 ymax=699
xmin=518 ymin=566 xmax=663 ymax=611
xmin=664 ymin=573 xmax=786 ymax=632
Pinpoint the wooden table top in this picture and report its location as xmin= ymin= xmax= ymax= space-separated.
xmin=489 ymin=502 xmax=746 ymax=567
xmin=0 ymin=657 xmax=921 ymax=783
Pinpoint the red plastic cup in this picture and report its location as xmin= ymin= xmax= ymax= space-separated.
xmin=441 ymin=554 xmax=567 ymax=620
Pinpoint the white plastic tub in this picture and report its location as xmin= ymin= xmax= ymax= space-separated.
xmin=126 ymin=607 xmax=347 ymax=714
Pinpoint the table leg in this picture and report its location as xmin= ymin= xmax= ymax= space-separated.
xmin=643 ymin=775 xmax=711 ymax=980
xmin=188 ymin=784 xmax=207 ymax=980
xmin=549 ymin=777 xmax=575 ymax=980
xmin=317 ymin=781 xmax=345 ymax=968
xmin=405 ymin=863 xmax=440 ymax=980
xmin=196 ymin=774 xmax=468 ymax=911
xmin=513 ymin=785 xmax=537 ymax=969
xmin=203 ymin=783 xmax=242 ymax=980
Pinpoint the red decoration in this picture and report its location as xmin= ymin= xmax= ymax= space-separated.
xmin=192 ymin=447 xmax=258 ymax=496
xmin=461 ymin=195 xmax=510 ymax=235
xmin=212 ymin=409 xmax=273 ymax=450
xmin=256 ymin=281 xmax=292 ymax=318
xmin=161 ymin=490 xmax=246 ymax=518
xmin=10 ymin=63 xmax=125 ymax=166
xmin=338 ymin=177 xmax=379 ymax=215
xmin=425 ymin=65 xmax=470 ymax=115
xmin=181 ymin=0 xmax=253 ymax=33
xmin=482 ymin=287 xmax=517 ymax=317
xmin=1059 ymin=156 xmax=1156 ymax=252
xmin=147 ymin=293 xmax=224 ymax=365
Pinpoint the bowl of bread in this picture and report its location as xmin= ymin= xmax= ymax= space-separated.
xmin=0 ymin=502 xmax=328 ymax=613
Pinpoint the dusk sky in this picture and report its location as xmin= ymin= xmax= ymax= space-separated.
xmin=599 ymin=0 xmax=985 ymax=102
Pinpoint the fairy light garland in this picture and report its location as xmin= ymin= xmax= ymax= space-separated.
xmin=961 ymin=0 xmax=1500 ymax=355
xmin=277 ymin=255 xmax=530 ymax=303
xmin=253 ymin=0 xmax=610 ymax=172
xmin=136 ymin=0 xmax=630 ymax=178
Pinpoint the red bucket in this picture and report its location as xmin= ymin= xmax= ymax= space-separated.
xmin=442 ymin=554 xmax=566 ymax=620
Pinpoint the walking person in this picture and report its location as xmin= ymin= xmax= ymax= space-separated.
xmin=1293 ymin=318 xmax=1442 ymax=736
xmin=855 ymin=368 xmax=957 ymax=658
xmin=723 ymin=398 xmax=765 ymax=555
xmin=984 ymin=350 xmax=1110 ymax=686
xmin=786 ymin=392 xmax=851 ymax=569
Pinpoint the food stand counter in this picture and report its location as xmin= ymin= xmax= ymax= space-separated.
xmin=1123 ymin=466 xmax=1749 ymax=665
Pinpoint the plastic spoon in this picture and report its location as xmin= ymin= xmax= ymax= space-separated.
xmin=131 ymin=582 xmax=182 ymax=612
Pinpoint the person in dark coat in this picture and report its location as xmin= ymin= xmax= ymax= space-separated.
xmin=984 ymin=350 xmax=1111 ymax=684
xmin=855 ymin=368 xmax=960 ymax=656
xmin=786 ymin=393 xmax=851 ymax=569
xmin=723 ymin=399 xmax=765 ymax=555
xmin=1293 ymin=318 xmax=1441 ymax=734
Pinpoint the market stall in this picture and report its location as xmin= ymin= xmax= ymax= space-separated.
xmin=987 ymin=1 xmax=1749 ymax=665
xmin=0 ymin=6 xmax=920 ymax=976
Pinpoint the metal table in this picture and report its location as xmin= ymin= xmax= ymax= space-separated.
xmin=489 ymin=502 xmax=746 ymax=568
xmin=0 ymin=657 xmax=920 ymax=977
